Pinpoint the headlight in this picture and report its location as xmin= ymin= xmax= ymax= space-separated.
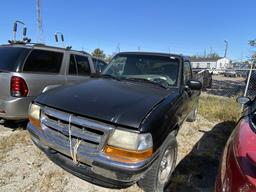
xmin=104 ymin=129 xmax=153 ymax=163
xmin=28 ymin=103 xmax=41 ymax=129
xmin=107 ymin=129 xmax=153 ymax=150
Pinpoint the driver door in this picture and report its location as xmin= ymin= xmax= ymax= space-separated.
xmin=183 ymin=61 xmax=196 ymax=116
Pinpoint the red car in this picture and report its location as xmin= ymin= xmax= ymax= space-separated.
xmin=216 ymin=97 xmax=256 ymax=192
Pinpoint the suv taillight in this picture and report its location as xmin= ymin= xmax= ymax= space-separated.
xmin=11 ymin=76 xmax=28 ymax=97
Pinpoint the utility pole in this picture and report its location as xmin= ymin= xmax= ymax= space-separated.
xmin=36 ymin=0 xmax=44 ymax=43
xmin=224 ymin=40 xmax=228 ymax=58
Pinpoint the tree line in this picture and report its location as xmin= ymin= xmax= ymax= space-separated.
xmin=91 ymin=48 xmax=112 ymax=63
xmin=249 ymin=39 xmax=256 ymax=64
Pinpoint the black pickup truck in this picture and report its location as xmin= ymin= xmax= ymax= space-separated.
xmin=27 ymin=52 xmax=202 ymax=192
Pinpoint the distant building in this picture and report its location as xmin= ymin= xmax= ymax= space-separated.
xmin=191 ymin=57 xmax=231 ymax=69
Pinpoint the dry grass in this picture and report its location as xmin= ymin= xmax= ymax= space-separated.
xmin=0 ymin=130 xmax=31 ymax=150
xmin=198 ymin=95 xmax=241 ymax=122
xmin=0 ymin=130 xmax=31 ymax=161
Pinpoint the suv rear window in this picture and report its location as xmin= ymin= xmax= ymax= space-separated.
xmin=23 ymin=49 xmax=63 ymax=73
xmin=76 ymin=55 xmax=90 ymax=75
xmin=0 ymin=47 xmax=27 ymax=71
xmin=68 ymin=54 xmax=91 ymax=76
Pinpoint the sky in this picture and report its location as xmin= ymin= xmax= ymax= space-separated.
xmin=0 ymin=0 xmax=255 ymax=61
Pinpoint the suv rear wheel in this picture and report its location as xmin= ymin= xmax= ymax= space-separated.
xmin=138 ymin=136 xmax=177 ymax=192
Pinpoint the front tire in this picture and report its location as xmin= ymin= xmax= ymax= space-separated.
xmin=138 ymin=136 xmax=177 ymax=192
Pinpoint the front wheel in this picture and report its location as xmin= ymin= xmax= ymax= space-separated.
xmin=138 ymin=137 xmax=177 ymax=192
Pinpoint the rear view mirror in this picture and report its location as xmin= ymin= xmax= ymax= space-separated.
xmin=187 ymin=80 xmax=202 ymax=90
xmin=236 ymin=96 xmax=251 ymax=105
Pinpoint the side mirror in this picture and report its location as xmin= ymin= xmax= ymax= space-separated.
xmin=236 ymin=96 xmax=251 ymax=105
xmin=187 ymin=80 xmax=202 ymax=90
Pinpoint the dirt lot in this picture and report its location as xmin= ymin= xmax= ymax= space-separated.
xmin=0 ymin=114 xmax=235 ymax=192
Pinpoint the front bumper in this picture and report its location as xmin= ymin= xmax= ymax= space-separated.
xmin=0 ymin=96 xmax=35 ymax=120
xmin=27 ymin=123 xmax=158 ymax=188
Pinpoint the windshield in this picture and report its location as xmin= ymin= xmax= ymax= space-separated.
xmin=0 ymin=47 xmax=27 ymax=72
xmin=103 ymin=54 xmax=180 ymax=87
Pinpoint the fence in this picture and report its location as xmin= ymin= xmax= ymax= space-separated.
xmin=244 ymin=67 xmax=256 ymax=100
xmin=194 ymin=68 xmax=256 ymax=99
xmin=194 ymin=68 xmax=256 ymax=122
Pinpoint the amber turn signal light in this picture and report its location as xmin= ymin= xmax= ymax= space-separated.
xmin=29 ymin=115 xmax=41 ymax=129
xmin=28 ymin=103 xmax=41 ymax=129
xmin=104 ymin=145 xmax=153 ymax=163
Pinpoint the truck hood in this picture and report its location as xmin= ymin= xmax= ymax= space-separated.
xmin=36 ymin=78 xmax=177 ymax=129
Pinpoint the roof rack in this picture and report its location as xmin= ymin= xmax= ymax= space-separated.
xmin=54 ymin=32 xmax=73 ymax=50
xmin=8 ymin=21 xmax=31 ymax=45
xmin=5 ymin=23 xmax=88 ymax=54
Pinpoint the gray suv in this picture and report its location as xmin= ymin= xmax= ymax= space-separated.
xmin=0 ymin=44 xmax=96 ymax=121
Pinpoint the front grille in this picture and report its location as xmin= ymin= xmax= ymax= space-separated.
xmin=41 ymin=107 xmax=114 ymax=153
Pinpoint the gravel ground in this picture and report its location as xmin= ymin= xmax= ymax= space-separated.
xmin=0 ymin=115 xmax=234 ymax=192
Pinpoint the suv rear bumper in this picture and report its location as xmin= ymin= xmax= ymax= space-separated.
xmin=0 ymin=96 xmax=34 ymax=120
xmin=27 ymin=123 xmax=158 ymax=188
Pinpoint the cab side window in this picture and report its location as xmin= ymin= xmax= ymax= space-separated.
xmin=184 ymin=61 xmax=192 ymax=84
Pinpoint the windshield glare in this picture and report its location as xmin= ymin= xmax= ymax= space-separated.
xmin=103 ymin=54 xmax=180 ymax=87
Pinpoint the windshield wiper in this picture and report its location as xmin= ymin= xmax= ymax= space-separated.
xmin=122 ymin=77 xmax=169 ymax=89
